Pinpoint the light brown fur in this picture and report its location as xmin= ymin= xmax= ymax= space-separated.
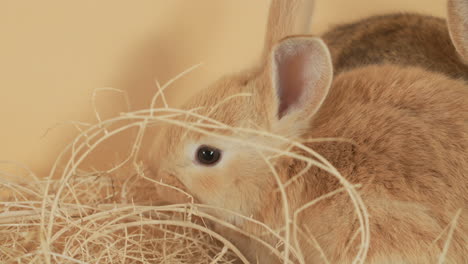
xmin=150 ymin=63 xmax=468 ymax=264
xmin=148 ymin=0 xmax=468 ymax=263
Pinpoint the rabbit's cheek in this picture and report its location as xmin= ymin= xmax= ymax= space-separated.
xmin=192 ymin=174 xmax=222 ymax=196
xmin=154 ymin=172 xmax=192 ymax=204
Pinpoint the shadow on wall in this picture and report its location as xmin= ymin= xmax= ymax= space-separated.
xmin=114 ymin=0 xmax=270 ymax=110
xmin=79 ymin=1 xmax=268 ymax=172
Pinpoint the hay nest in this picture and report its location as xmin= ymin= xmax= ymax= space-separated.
xmin=0 ymin=65 xmax=373 ymax=264
xmin=0 ymin=66 xmax=248 ymax=263
xmin=0 ymin=163 xmax=242 ymax=263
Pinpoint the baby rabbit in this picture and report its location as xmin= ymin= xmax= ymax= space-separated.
xmin=322 ymin=0 xmax=468 ymax=78
xmin=149 ymin=0 xmax=468 ymax=263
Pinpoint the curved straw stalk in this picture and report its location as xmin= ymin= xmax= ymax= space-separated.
xmin=0 ymin=64 xmax=373 ymax=263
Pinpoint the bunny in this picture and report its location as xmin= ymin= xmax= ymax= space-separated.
xmin=149 ymin=0 xmax=468 ymax=263
xmin=322 ymin=0 xmax=468 ymax=78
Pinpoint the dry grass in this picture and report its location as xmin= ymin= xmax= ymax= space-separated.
xmin=1 ymin=64 xmax=459 ymax=264
xmin=0 ymin=63 xmax=369 ymax=264
xmin=0 ymin=64 xmax=250 ymax=264
xmin=0 ymin=165 xmax=246 ymax=263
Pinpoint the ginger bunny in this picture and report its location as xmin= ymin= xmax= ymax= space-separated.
xmin=149 ymin=0 xmax=468 ymax=263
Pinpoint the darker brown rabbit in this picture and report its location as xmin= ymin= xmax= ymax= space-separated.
xmin=322 ymin=1 xmax=468 ymax=78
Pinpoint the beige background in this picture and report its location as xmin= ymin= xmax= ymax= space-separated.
xmin=0 ymin=0 xmax=446 ymax=177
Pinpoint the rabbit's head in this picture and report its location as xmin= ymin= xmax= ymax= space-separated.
xmin=150 ymin=36 xmax=332 ymax=223
xmin=148 ymin=0 xmax=332 ymax=225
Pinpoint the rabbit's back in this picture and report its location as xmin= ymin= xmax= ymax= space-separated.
xmin=297 ymin=64 xmax=468 ymax=263
xmin=311 ymin=64 xmax=468 ymax=206
xmin=322 ymin=14 xmax=468 ymax=79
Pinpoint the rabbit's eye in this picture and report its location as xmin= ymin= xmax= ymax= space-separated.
xmin=196 ymin=145 xmax=221 ymax=165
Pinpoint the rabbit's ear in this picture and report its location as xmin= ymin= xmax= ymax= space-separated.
xmin=448 ymin=0 xmax=468 ymax=62
xmin=263 ymin=0 xmax=315 ymax=58
xmin=268 ymin=37 xmax=332 ymax=132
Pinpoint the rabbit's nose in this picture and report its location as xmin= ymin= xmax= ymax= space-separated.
xmin=148 ymin=162 xmax=160 ymax=179
xmin=152 ymin=170 xmax=193 ymax=204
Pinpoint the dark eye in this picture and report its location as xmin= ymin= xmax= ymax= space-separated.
xmin=196 ymin=145 xmax=222 ymax=165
